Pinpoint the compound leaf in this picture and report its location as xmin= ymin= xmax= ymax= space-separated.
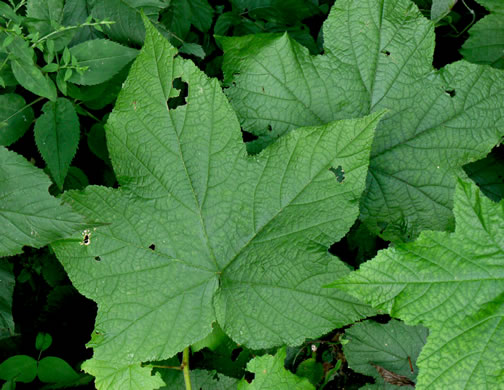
xmin=238 ymin=347 xmax=314 ymax=390
xmin=34 ymin=98 xmax=80 ymax=190
xmin=0 ymin=146 xmax=88 ymax=257
xmin=221 ymin=0 xmax=504 ymax=240
xmin=52 ymin=18 xmax=380 ymax=373
xmin=331 ymin=180 xmax=504 ymax=389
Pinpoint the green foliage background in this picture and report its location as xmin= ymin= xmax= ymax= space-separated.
xmin=0 ymin=0 xmax=503 ymax=389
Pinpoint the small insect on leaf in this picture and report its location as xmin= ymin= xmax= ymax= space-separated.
xmin=80 ymin=229 xmax=92 ymax=246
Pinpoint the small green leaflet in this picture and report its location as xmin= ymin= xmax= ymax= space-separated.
xmin=0 ymin=147 xmax=88 ymax=257
xmin=461 ymin=0 xmax=504 ymax=68
xmin=34 ymin=98 xmax=80 ymax=190
xmin=238 ymin=347 xmax=314 ymax=390
xmin=68 ymin=39 xmax=138 ymax=85
xmin=52 ymin=17 xmax=380 ymax=374
xmin=221 ymin=0 xmax=504 ymax=241
xmin=331 ymin=180 xmax=504 ymax=389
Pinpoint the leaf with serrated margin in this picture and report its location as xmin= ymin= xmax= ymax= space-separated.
xmin=69 ymin=39 xmax=138 ymax=85
xmin=343 ymin=319 xmax=427 ymax=388
xmin=331 ymin=180 xmax=504 ymax=389
xmin=34 ymin=98 xmax=80 ymax=190
xmin=461 ymin=0 xmax=504 ymax=68
xmin=91 ymin=0 xmax=167 ymax=46
xmin=82 ymin=359 xmax=164 ymax=390
xmin=238 ymin=347 xmax=314 ymax=390
xmin=221 ymin=0 xmax=504 ymax=241
xmin=0 ymin=147 xmax=88 ymax=257
xmin=52 ymin=18 xmax=380 ymax=370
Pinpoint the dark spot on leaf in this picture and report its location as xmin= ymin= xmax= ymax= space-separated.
xmin=267 ymin=124 xmax=272 ymax=132
xmin=167 ymin=77 xmax=188 ymax=109
xmin=381 ymin=50 xmax=391 ymax=56
xmin=329 ymin=165 xmax=345 ymax=183
xmin=241 ymin=128 xmax=258 ymax=143
xmin=445 ymin=89 xmax=456 ymax=97
xmin=261 ymin=86 xmax=265 ymax=93
xmin=230 ymin=347 xmax=243 ymax=361
xmin=149 ymin=244 xmax=155 ymax=251
xmin=94 ymin=256 xmax=101 ymax=262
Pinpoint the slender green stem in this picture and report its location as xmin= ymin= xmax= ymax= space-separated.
xmin=148 ymin=364 xmax=183 ymax=371
xmin=182 ymin=347 xmax=192 ymax=390
xmin=30 ymin=21 xmax=115 ymax=48
xmin=3 ymin=96 xmax=44 ymax=123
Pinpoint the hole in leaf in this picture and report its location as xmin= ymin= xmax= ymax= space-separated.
xmin=329 ymin=165 xmax=345 ymax=183
xmin=241 ymin=128 xmax=258 ymax=143
xmin=381 ymin=49 xmax=391 ymax=56
xmin=230 ymin=347 xmax=243 ymax=361
xmin=445 ymin=89 xmax=456 ymax=97
xmin=167 ymin=77 xmax=188 ymax=109
xmin=149 ymin=244 xmax=156 ymax=251
xmin=94 ymin=256 xmax=101 ymax=262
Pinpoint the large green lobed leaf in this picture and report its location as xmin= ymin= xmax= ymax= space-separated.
xmin=52 ymin=18 xmax=381 ymax=372
xmin=221 ymin=0 xmax=504 ymax=240
xmin=332 ymin=180 xmax=504 ymax=388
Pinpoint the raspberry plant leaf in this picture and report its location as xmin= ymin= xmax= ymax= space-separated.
xmin=52 ymin=18 xmax=381 ymax=369
xmin=81 ymin=360 xmax=164 ymax=390
xmin=0 ymin=146 xmax=88 ymax=257
xmin=461 ymin=0 xmax=504 ymax=68
xmin=331 ymin=180 xmax=504 ymax=389
xmin=237 ymin=347 xmax=314 ymax=390
xmin=34 ymin=97 xmax=80 ymax=190
xmin=221 ymin=0 xmax=504 ymax=240
xmin=343 ymin=319 xmax=428 ymax=388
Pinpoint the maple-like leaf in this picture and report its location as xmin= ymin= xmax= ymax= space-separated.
xmin=52 ymin=18 xmax=382 ymax=374
xmin=220 ymin=0 xmax=504 ymax=240
xmin=331 ymin=180 xmax=504 ymax=388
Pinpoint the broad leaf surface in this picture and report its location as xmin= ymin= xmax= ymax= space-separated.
xmin=68 ymin=39 xmax=138 ymax=85
xmin=461 ymin=0 xmax=504 ymax=68
xmin=0 ymin=147 xmax=88 ymax=257
xmin=221 ymin=0 xmax=504 ymax=240
xmin=62 ymin=0 xmax=103 ymax=46
xmin=0 ymin=93 xmax=34 ymax=146
xmin=91 ymin=0 xmax=167 ymax=46
xmin=464 ymin=148 xmax=504 ymax=202
xmin=343 ymin=319 xmax=428 ymax=388
xmin=34 ymin=98 xmax=80 ymax=190
xmin=332 ymin=180 xmax=504 ymax=389
xmin=52 ymin=19 xmax=380 ymax=367
xmin=238 ymin=347 xmax=314 ymax=390
xmin=82 ymin=360 xmax=164 ymax=390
